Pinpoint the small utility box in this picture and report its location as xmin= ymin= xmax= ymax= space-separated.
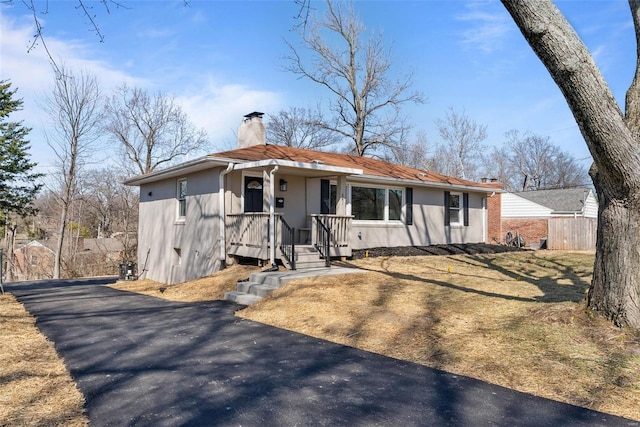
xmin=119 ymin=262 xmax=137 ymax=281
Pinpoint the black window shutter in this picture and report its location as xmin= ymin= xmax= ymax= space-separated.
xmin=444 ymin=191 xmax=450 ymax=226
xmin=320 ymin=179 xmax=330 ymax=214
xmin=406 ymin=187 xmax=413 ymax=225
xmin=463 ymin=193 xmax=469 ymax=226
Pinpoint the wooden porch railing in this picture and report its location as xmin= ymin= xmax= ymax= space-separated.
xmin=310 ymin=215 xmax=352 ymax=258
xmin=226 ymin=213 xmax=352 ymax=262
xmin=226 ymin=213 xmax=279 ymax=259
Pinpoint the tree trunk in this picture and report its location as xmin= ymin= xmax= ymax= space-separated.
xmin=5 ymin=223 xmax=17 ymax=282
xmin=502 ymin=0 xmax=640 ymax=328
xmin=588 ymin=170 xmax=640 ymax=326
xmin=53 ymin=202 xmax=69 ymax=279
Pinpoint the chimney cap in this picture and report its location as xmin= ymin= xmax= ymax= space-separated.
xmin=244 ymin=111 xmax=264 ymax=119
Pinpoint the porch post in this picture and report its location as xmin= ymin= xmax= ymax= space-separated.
xmin=219 ymin=163 xmax=234 ymax=266
xmin=336 ymin=175 xmax=348 ymax=215
xmin=268 ymin=165 xmax=279 ymax=268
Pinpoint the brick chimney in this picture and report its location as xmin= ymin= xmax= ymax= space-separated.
xmin=238 ymin=112 xmax=266 ymax=148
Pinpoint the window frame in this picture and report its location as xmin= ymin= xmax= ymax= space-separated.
xmin=449 ymin=192 xmax=462 ymax=226
xmin=348 ymin=184 xmax=404 ymax=223
xmin=177 ymin=178 xmax=187 ymax=221
xmin=445 ymin=191 xmax=469 ymax=227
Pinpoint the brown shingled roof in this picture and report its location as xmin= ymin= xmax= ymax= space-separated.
xmin=215 ymin=144 xmax=495 ymax=189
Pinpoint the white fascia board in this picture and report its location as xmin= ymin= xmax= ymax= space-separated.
xmin=232 ymin=158 xmax=363 ymax=175
xmin=351 ymin=174 xmax=503 ymax=193
xmin=122 ymin=156 xmax=236 ymax=186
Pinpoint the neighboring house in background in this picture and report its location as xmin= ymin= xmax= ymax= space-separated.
xmin=12 ymin=240 xmax=55 ymax=281
xmin=13 ymin=237 xmax=125 ymax=281
xmin=500 ymin=188 xmax=598 ymax=250
xmin=125 ymin=112 xmax=503 ymax=285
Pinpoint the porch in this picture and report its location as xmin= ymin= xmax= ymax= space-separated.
xmin=226 ymin=213 xmax=353 ymax=269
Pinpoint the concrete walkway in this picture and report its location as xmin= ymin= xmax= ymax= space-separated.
xmin=6 ymin=278 xmax=639 ymax=427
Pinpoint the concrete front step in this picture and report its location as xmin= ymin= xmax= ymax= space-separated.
xmin=225 ymin=267 xmax=362 ymax=306
xmin=279 ymin=245 xmax=326 ymax=270
xmin=292 ymin=251 xmax=327 ymax=269
xmin=224 ymin=291 xmax=263 ymax=306
xmin=237 ymin=281 xmax=279 ymax=297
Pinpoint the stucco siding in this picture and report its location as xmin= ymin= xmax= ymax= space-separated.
xmin=138 ymin=169 xmax=222 ymax=284
xmin=349 ymin=188 xmax=486 ymax=249
xmin=276 ymin=174 xmax=308 ymax=230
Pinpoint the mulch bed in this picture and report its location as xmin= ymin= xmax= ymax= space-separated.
xmin=350 ymin=243 xmax=528 ymax=259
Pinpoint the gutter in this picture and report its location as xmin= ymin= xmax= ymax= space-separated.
xmin=219 ymin=163 xmax=235 ymax=267
xmin=352 ymin=174 xmax=504 ymax=193
xmin=269 ymin=165 xmax=279 ymax=269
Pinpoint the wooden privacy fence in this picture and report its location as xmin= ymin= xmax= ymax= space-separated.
xmin=547 ymin=217 xmax=597 ymax=250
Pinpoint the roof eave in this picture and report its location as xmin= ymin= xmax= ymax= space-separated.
xmin=232 ymin=158 xmax=363 ymax=175
xmin=122 ymin=156 xmax=237 ymax=186
xmin=353 ymin=174 xmax=504 ymax=193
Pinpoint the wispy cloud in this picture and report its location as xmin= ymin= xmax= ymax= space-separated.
xmin=456 ymin=1 xmax=512 ymax=54
xmin=177 ymin=78 xmax=283 ymax=151
xmin=1 ymin=10 xmax=286 ymax=164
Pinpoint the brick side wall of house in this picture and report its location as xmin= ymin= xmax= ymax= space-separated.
xmin=501 ymin=218 xmax=548 ymax=248
xmin=487 ymin=193 xmax=502 ymax=244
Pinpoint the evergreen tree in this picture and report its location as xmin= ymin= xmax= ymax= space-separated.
xmin=0 ymin=80 xmax=42 ymax=218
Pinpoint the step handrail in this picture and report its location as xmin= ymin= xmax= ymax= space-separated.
xmin=314 ymin=216 xmax=331 ymax=267
xmin=279 ymin=216 xmax=296 ymax=270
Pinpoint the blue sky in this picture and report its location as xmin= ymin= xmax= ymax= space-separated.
xmin=0 ymin=1 xmax=636 ymax=175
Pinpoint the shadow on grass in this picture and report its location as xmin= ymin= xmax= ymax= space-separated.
xmin=341 ymin=251 xmax=592 ymax=304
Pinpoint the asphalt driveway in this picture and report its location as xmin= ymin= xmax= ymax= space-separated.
xmin=7 ymin=278 xmax=639 ymax=427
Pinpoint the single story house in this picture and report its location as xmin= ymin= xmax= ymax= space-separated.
xmin=500 ymin=187 xmax=598 ymax=249
xmin=124 ymin=112 xmax=503 ymax=285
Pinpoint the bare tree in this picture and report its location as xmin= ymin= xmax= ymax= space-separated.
xmin=266 ymin=107 xmax=336 ymax=150
xmin=104 ymin=85 xmax=209 ymax=175
xmin=435 ymin=108 xmax=487 ymax=180
xmin=285 ymin=0 xmax=424 ymax=157
xmin=481 ymin=130 xmax=588 ymax=191
xmin=390 ymin=130 xmax=435 ymax=170
xmin=83 ymin=168 xmax=138 ymax=260
xmin=42 ymin=66 xmax=104 ymax=279
xmin=8 ymin=0 xmax=128 ymax=76
xmin=480 ymin=145 xmax=513 ymax=189
xmin=502 ymin=0 xmax=640 ymax=328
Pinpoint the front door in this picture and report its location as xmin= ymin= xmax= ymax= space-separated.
xmin=244 ymin=176 xmax=264 ymax=212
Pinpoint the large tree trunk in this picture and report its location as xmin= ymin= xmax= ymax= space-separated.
xmin=589 ymin=168 xmax=640 ymax=326
xmin=502 ymin=0 xmax=640 ymax=328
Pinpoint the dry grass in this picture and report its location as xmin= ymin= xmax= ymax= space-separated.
xmin=110 ymin=264 xmax=260 ymax=301
xmin=237 ymin=251 xmax=640 ymax=421
xmin=7 ymin=252 xmax=640 ymax=423
xmin=0 ymin=293 xmax=88 ymax=427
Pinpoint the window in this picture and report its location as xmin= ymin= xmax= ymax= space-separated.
xmin=449 ymin=193 xmax=461 ymax=224
xmin=389 ymin=189 xmax=402 ymax=221
xmin=177 ymin=179 xmax=187 ymax=219
xmin=351 ymin=185 xmax=403 ymax=221
xmin=321 ymin=180 xmax=337 ymax=214
xmin=445 ymin=191 xmax=469 ymax=226
xmin=30 ymin=255 xmax=38 ymax=266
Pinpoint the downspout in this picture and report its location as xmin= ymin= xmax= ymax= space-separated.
xmin=269 ymin=165 xmax=279 ymax=269
xmin=219 ymin=163 xmax=235 ymax=267
xmin=482 ymin=196 xmax=487 ymax=243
